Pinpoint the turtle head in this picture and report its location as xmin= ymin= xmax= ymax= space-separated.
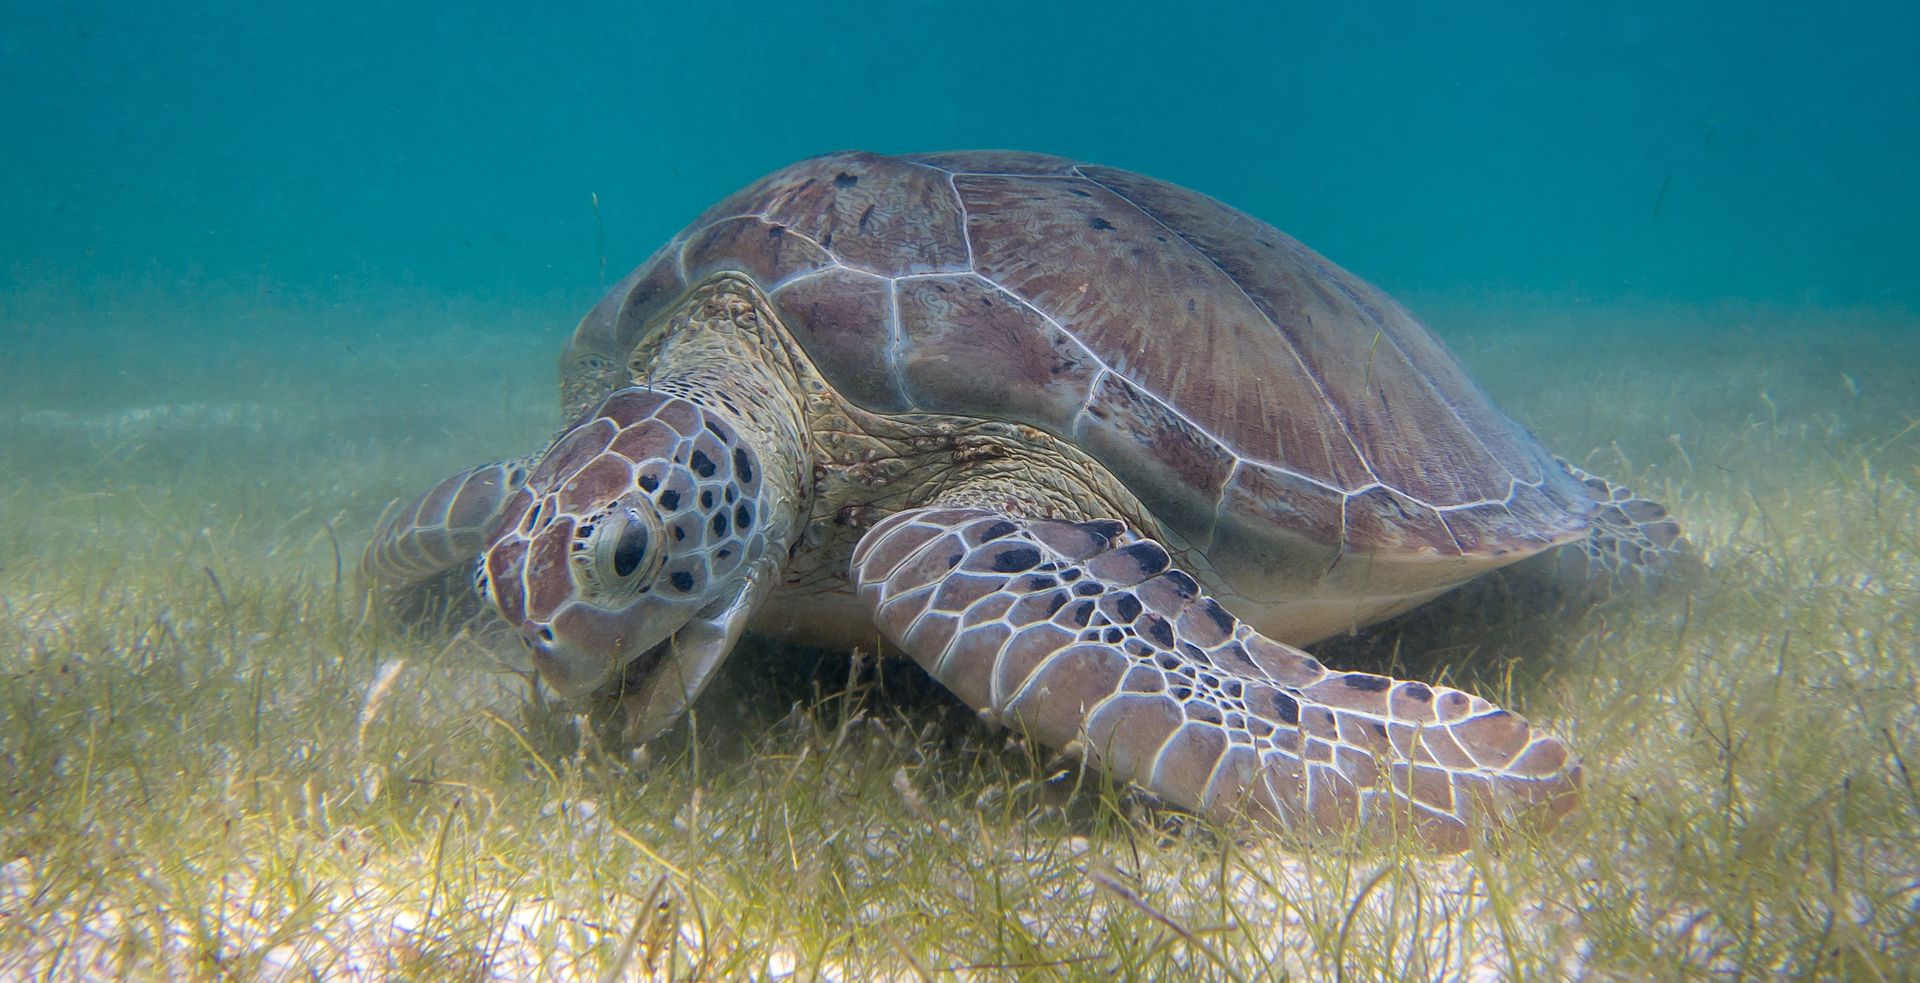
xmin=477 ymin=387 xmax=780 ymax=722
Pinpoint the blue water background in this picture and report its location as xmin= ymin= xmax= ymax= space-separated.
xmin=3 ymin=0 xmax=1915 ymax=335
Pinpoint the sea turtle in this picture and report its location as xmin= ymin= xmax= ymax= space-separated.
xmin=363 ymin=151 xmax=1685 ymax=851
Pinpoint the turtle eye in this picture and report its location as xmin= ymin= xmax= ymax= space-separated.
xmin=610 ymin=519 xmax=648 ymax=578
xmin=574 ymin=504 xmax=664 ymax=602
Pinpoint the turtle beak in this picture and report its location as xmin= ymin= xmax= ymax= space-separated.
xmin=617 ymin=555 xmax=780 ymax=743
xmin=513 ymin=555 xmax=777 ymax=743
xmin=519 ymin=598 xmax=695 ymax=700
xmin=522 ymin=626 xmax=635 ymax=698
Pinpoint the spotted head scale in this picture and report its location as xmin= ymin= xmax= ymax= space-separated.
xmin=476 ymin=387 xmax=788 ymax=735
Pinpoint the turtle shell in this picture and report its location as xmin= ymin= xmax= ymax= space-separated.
xmin=564 ymin=151 xmax=1593 ymax=603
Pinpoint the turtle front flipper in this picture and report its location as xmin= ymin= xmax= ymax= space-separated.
xmin=851 ymin=507 xmax=1582 ymax=852
xmin=362 ymin=459 xmax=531 ymax=593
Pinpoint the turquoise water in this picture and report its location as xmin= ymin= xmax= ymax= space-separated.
xmin=4 ymin=6 xmax=1920 ymax=976
xmin=4 ymin=0 xmax=1916 ymax=321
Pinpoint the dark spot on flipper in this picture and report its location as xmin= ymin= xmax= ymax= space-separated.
xmin=1343 ymin=673 xmax=1391 ymax=693
xmin=1214 ymin=641 xmax=1255 ymax=673
xmin=1143 ymin=616 xmax=1174 ymax=649
xmin=735 ymin=502 xmax=753 ymax=529
xmin=700 ymin=489 xmax=714 ymax=509
xmin=1401 ymin=682 xmax=1433 ymax=702
xmin=978 ymin=520 xmax=1018 ymax=541
xmin=1199 ymin=599 xmax=1235 ymax=636
xmin=1272 ymin=691 xmax=1300 ymax=725
xmin=1162 ymin=570 xmax=1199 ymax=599
xmin=639 ymin=472 xmax=660 ymax=492
xmin=1105 ymin=628 xmax=1123 ymax=643
xmin=670 ymin=570 xmax=695 ymax=592
xmin=946 ymin=551 xmax=964 ymax=569
xmin=1074 ymin=581 xmax=1103 ymax=596
xmin=1114 ymin=593 xmax=1143 ymax=622
xmin=834 ymin=172 xmax=859 ymax=188
xmin=1060 ymin=568 xmax=1081 ymax=582
xmin=1021 ymin=575 xmax=1058 ymax=591
xmin=1118 ymin=542 xmax=1171 ymax=576
xmin=733 ymin=447 xmax=755 ymax=484
xmin=766 ymin=225 xmax=786 ymax=240
xmin=858 ymin=204 xmax=876 ymax=233
xmin=1045 ymin=593 xmax=1068 ymax=616
xmin=1187 ymin=702 xmax=1222 ymax=725
xmin=1087 ymin=215 xmax=1115 ymax=231
xmin=711 ymin=513 xmax=729 ymax=537
xmin=1078 ymin=519 xmax=1126 ymax=542
xmin=1067 ymin=600 xmax=1095 ymax=628
xmin=703 ymin=419 xmax=732 ymax=443
xmin=989 ymin=545 xmax=1043 ymax=573
xmin=689 ymin=450 xmax=717 ymax=478
xmin=659 ymin=490 xmax=681 ymax=511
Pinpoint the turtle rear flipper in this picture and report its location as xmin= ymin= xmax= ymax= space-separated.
xmin=851 ymin=506 xmax=1582 ymax=852
xmin=1556 ymin=458 xmax=1694 ymax=590
xmin=362 ymin=459 xmax=531 ymax=613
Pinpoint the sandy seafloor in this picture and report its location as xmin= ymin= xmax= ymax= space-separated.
xmin=0 ymin=283 xmax=1915 ymax=979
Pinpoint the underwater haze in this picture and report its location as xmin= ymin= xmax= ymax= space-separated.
xmin=4 ymin=0 xmax=1919 ymax=313
xmin=4 ymin=1 xmax=1919 ymax=979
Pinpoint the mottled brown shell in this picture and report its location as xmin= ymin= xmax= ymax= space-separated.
xmin=563 ymin=151 xmax=1592 ymax=582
